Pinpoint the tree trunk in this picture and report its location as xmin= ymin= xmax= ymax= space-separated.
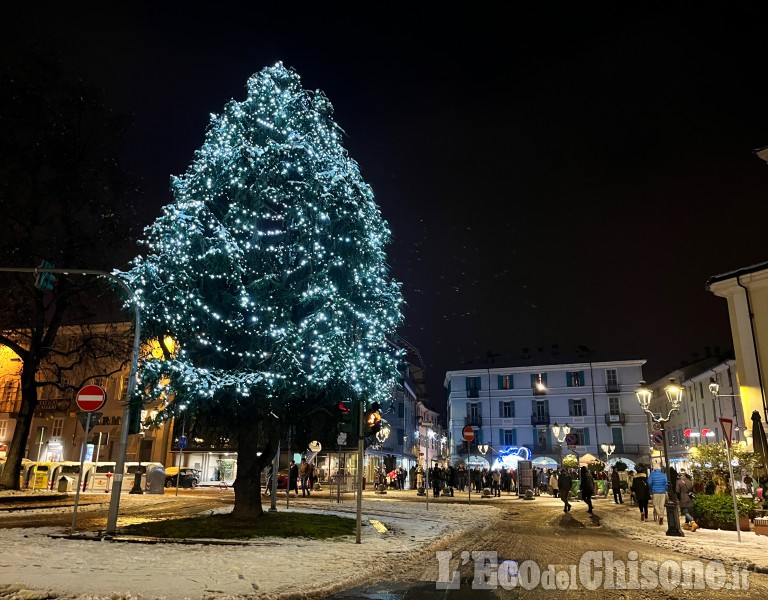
xmin=231 ymin=415 xmax=279 ymax=519
xmin=0 ymin=364 xmax=39 ymax=490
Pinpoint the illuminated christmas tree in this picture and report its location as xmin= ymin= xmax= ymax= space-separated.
xmin=122 ymin=63 xmax=403 ymax=517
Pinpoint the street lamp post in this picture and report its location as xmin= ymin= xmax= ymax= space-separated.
xmin=174 ymin=404 xmax=187 ymax=497
xmin=552 ymin=422 xmax=571 ymax=463
xmin=709 ymin=378 xmax=742 ymax=442
xmin=601 ymin=443 xmax=615 ymax=465
xmin=636 ymin=379 xmax=684 ymax=537
xmin=478 ymin=443 xmax=490 ymax=496
xmin=375 ymin=424 xmax=391 ymax=494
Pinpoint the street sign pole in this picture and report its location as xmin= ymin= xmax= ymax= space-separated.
xmin=720 ymin=418 xmax=741 ymax=542
xmin=70 ymin=412 xmax=92 ymax=535
xmin=356 ymin=398 xmax=364 ymax=544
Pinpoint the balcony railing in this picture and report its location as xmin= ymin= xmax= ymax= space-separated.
xmin=605 ymin=383 xmax=621 ymax=393
xmin=531 ymin=413 xmax=550 ymax=426
xmin=465 ymin=415 xmax=482 ymax=427
xmin=605 ymin=412 xmax=625 ymax=425
xmin=466 ymin=389 xmax=480 ymax=398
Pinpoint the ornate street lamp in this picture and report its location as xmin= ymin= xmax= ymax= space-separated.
xmin=709 ymin=377 xmax=742 ymax=441
xmin=636 ymin=379 xmax=684 ymax=537
xmin=601 ymin=443 xmax=615 ymax=465
xmin=552 ymin=422 xmax=572 ymax=465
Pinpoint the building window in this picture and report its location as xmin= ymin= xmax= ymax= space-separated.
xmin=536 ymin=428 xmax=548 ymax=447
xmin=568 ymin=398 xmax=586 ymax=417
xmin=566 ymin=371 xmax=584 ymax=387
xmin=498 ymin=375 xmax=513 ymax=390
xmin=499 ymin=401 xmax=515 ymax=418
xmin=0 ymin=419 xmax=7 ymax=438
xmin=572 ymin=427 xmax=590 ymax=445
xmin=466 ymin=376 xmax=481 ymax=398
xmin=3 ymin=382 xmax=16 ymax=402
xmin=609 ymin=397 xmax=620 ymax=415
xmin=51 ymin=418 xmax=64 ymax=438
xmin=606 ymin=369 xmax=618 ymax=387
xmin=534 ymin=400 xmax=549 ymax=418
xmin=531 ymin=373 xmax=547 ymax=394
xmin=501 ymin=429 xmax=516 ymax=446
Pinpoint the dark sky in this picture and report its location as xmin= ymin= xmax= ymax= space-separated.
xmin=6 ymin=4 xmax=768 ymax=411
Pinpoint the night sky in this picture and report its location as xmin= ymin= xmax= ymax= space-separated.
xmin=5 ymin=4 xmax=768 ymax=411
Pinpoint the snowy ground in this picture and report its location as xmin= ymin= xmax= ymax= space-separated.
xmin=0 ymin=494 xmax=500 ymax=600
xmin=0 ymin=491 xmax=766 ymax=600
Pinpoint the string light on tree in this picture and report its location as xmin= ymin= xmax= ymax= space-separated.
xmin=120 ymin=62 xmax=404 ymax=518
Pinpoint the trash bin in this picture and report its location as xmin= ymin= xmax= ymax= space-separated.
xmin=57 ymin=476 xmax=75 ymax=492
xmin=145 ymin=464 xmax=166 ymax=494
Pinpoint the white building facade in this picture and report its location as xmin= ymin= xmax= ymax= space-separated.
xmin=444 ymin=359 xmax=649 ymax=470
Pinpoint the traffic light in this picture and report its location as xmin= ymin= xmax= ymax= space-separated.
xmin=363 ymin=401 xmax=382 ymax=436
xmin=34 ymin=260 xmax=57 ymax=291
xmin=338 ymin=399 xmax=359 ymax=435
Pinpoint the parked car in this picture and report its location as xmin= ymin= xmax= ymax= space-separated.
xmin=165 ymin=467 xmax=200 ymax=488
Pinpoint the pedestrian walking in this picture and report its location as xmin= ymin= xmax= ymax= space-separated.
xmin=539 ymin=468 xmax=549 ymax=495
xmin=288 ymin=460 xmax=299 ymax=497
xmin=549 ymin=470 xmax=558 ymax=497
xmin=648 ymin=465 xmax=668 ymax=525
xmin=447 ymin=464 xmax=456 ymax=496
xmin=491 ymin=469 xmax=501 ymax=497
xmin=611 ymin=468 xmax=623 ymax=504
xmin=580 ymin=466 xmax=594 ymax=513
xmin=558 ymin=469 xmax=573 ymax=513
xmin=457 ymin=463 xmax=467 ymax=492
xmin=299 ymin=457 xmax=311 ymax=497
xmin=676 ymin=472 xmax=698 ymax=531
xmin=631 ymin=467 xmax=650 ymax=521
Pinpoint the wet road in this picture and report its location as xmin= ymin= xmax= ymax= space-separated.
xmin=330 ymin=496 xmax=768 ymax=600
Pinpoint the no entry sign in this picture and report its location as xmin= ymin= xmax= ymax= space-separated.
xmin=462 ymin=425 xmax=475 ymax=442
xmin=76 ymin=385 xmax=107 ymax=412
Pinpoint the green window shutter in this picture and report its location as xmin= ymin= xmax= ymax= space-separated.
xmin=512 ymin=429 xmax=517 ymax=445
xmin=465 ymin=377 xmax=471 ymax=391
xmin=584 ymin=428 xmax=590 ymax=445
xmin=566 ymin=371 xmax=572 ymax=387
xmin=510 ymin=400 xmax=515 ymax=418
xmin=498 ymin=375 xmax=503 ymax=389
xmin=499 ymin=429 xmax=504 ymax=445
xmin=498 ymin=401 xmax=503 ymax=417
xmin=579 ymin=371 xmax=585 ymax=386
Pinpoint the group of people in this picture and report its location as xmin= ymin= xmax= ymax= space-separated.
xmin=294 ymin=457 xmax=317 ymax=496
xmin=414 ymin=464 xmax=519 ymax=497
xmin=542 ymin=462 xmax=702 ymax=532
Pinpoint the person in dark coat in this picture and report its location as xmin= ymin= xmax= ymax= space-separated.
xmin=580 ymin=466 xmax=594 ymax=513
xmin=447 ymin=465 xmax=456 ymax=497
xmin=611 ymin=468 xmax=623 ymax=504
xmin=558 ymin=469 xmax=573 ymax=512
xmin=631 ymin=469 xmax=650 ymax=521
xmin=288 ymin=460 xmax=299 ymax=497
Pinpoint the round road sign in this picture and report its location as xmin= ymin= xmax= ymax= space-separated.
xmin=75 ymin=385 xmax=107 ymax=412
xmin=462 ymin=426 xmax=475 ymax=442
xmin=565 ymin=433 xmax=578 ymax=446
xmin=652 ymin=432 xmax=664 ymax=445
